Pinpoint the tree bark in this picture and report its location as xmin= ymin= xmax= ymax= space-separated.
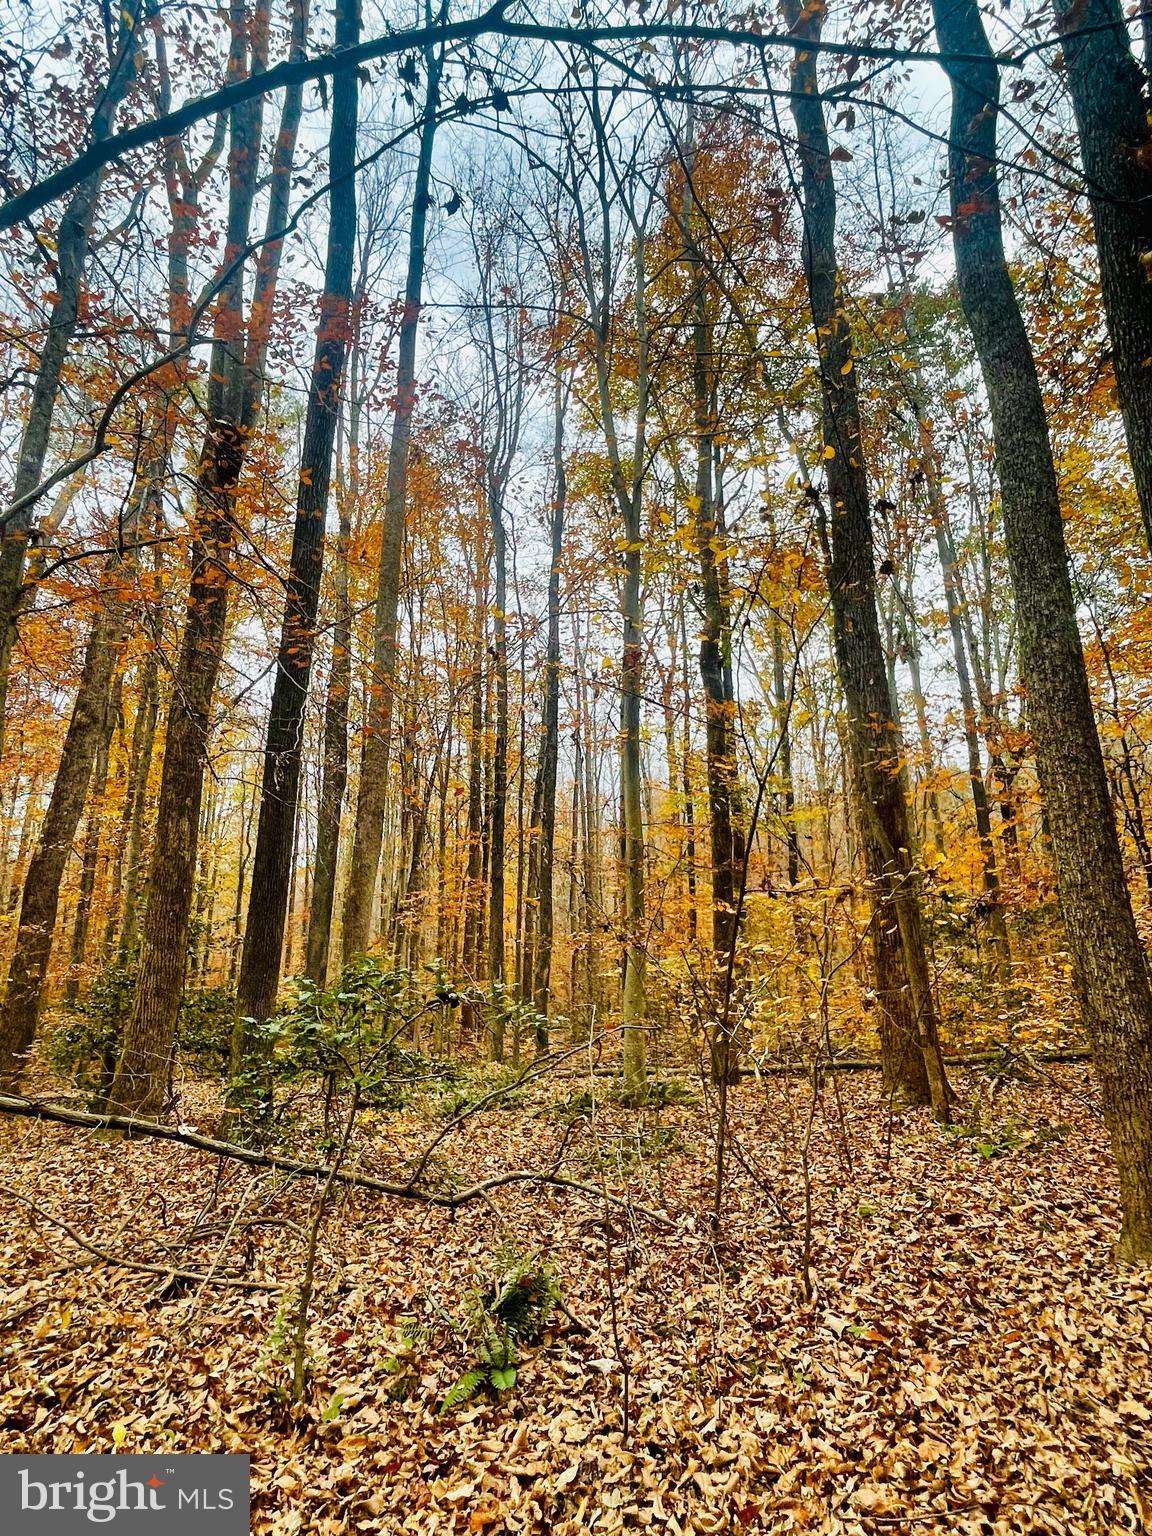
xmin=342 ymin=43 xmax=442 ymax=961
xmin=0 ymin=4 xmax=143 ymax=746
xmin=785 ymin=0 xmax=949 ymax=1117
xmin=934 ymin=0 xmax=1152 ymax=1260
xmin=1052 ymin=0 xmax=1152 ymax=554
xmin=234 ymin=0 xmax=359 ymax=1048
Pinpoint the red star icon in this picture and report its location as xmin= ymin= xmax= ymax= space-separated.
xmin=147 ymin=1476 xmax=164 ymax=1489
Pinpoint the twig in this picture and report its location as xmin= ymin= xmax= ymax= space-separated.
xmin=0 ymin=1181 xmax=280 ymax=1292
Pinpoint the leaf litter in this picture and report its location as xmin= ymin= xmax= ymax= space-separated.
xmin=0 ymin=1065 xmax=1149 ymax=1535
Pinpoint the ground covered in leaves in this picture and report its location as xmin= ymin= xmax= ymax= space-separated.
xmin=0 ymin=1064 xmax=1149 ymax=1534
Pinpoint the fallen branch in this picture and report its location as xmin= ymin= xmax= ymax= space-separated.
xmin=545 ymin=1047 xmax=1093 ymax=1081
xmin=743 ymin=1047 xmax=1092 ymax=1077
xmin=0 ymin=1095 xmax=673 ymax=1228
xmin=0 ymin=1181 xmax=281 ymax=1292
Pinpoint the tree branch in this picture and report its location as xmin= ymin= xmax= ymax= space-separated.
xmin=0 ymin=1095 xmax=674 ymax=1226
xmin=1 ymin=9 xmax=1060 ymax=230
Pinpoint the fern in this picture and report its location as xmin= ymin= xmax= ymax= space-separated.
xmin=433 ymin=1248 xmax=559 ymax=1411
xmin=441 ymin=1368 xmax=489 ymax=1411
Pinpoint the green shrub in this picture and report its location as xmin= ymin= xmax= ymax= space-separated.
xmin=611 ymin=1075 xmax=698 ymax=1109
xmin=49 ymin=962 xmax=136 ymax=1089
xmin=584 ymin=1123 xmax=683 ymax=1175
xmin=947 ymin=1113 xmax=1071 ymax=1160
xmin=178 ymin=987 xmax=238 ymax=1074
xmin=551 ymin=1086 xmax=602 ymax=1122
xmin=240 ymin=958 xmax=460 ymax=1110
xmin=433 ymin=1061 xmax=528 ymax=1119
xmin=50 ymin=965 xmax=237 ymax=1090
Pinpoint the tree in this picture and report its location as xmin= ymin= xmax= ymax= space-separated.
xmin=557 ymin=71 xmax=657 ymax=1099
xmin=933 ymin=0 xmax=1152 ymax=1260
xmin=0 ymin=3 xmax=145 ymax=748
xmin=1052 ymin=0 xmax=1152 ymax=554
xmin=108 ymin=0 xmax=305 ymax=1115
xmin=234 ymin=0 xmax=360 ymax=1056
xmin=463 ymin=169 xmax=533 ymax=1055
xmin=341 ymin=21 xmax=444 ymax=963
xmin=673 ymin=99 xmax=747 ymax=1079
xmin=785 ymin=0 xmax=948 ymax=1117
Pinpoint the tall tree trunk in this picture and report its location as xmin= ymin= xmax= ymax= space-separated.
xmin=915 ymin=398 xmax=1012 ymax=978
xmin=935 ymin=0 xmax=1152 ymax=1260
xmin=115 ymin=650 xmax=159 ymax=961
xmin=65 ymin=681 xmax=117 ymax=1003
xmin=785 ymin=0 xmax=948 ymax=1117
xmin=528 ymin=372 xmax=568 ymax=1040
xmin=487 ymin=486 xmax=509 ymax=1056
xmin=0 ymin=604 xmax=123 ymax=1077
xmin=342 ymin=43 xmax=442 ymax=961
xmin=613 ymin=247 xmax=650 ymax=1100
xmin=461 ymin=557 xmax=487 ymax=1031
xmin=0 ymin=4 xmax=143 ymax=745
xmin=3 ymin=769 xmax=45 ymax=920
xmin=770 ymin=616 xmax=800 ymax=890
xmin=304 ymin=488 xmax=353 ymax=984
xmin=678 ymin=119 xmax=745 ymax=1079
xmin=234 ymin=0 xmax=358 ymax=1051
xmin=192 ymin=776 xmax=220 ymax=984
xmin=108 ymin=0 xmax=297 ymax=1114
xmin=1052 ymin=0 xmax=1152 ymax=553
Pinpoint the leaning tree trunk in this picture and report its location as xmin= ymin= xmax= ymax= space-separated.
xmin=0 ymin=4 xmax=143 ymax=748
xmin=934 ymin=0 xmax=1152 ymax=1261
xmin=785 ymin=0 xmax=948 ymax=1117
xmin=1052 ymin=0 xmax=1152 ymax=555
xmin=0 ymin=604 xmax=123 ymax=1079
xmin=342 ymin=45 xmax=442 ymax=962
xmin=234 ymin=0 xmax=358 ymax=1055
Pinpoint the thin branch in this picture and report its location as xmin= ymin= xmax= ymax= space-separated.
xmin=0 ymin=1180 xmax=282 ymax=1291
xmin=0 ymin=1095 xmax=675 ymax=1226
xmin=1 ymin=9 xmax=1076 ymax=229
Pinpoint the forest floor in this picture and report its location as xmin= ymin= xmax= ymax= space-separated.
xmin=0 ymin=1062 xmax=1149 ymax=1535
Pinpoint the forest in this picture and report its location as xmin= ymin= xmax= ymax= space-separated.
xmin=0 ymin=0 xmax=1150 ymax=1530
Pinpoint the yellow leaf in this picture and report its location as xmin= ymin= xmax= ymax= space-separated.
xmin=112 ymin=1423 xmax=127 ymax=1446
xmin=823 ymin=446 xmax=836 ymax=460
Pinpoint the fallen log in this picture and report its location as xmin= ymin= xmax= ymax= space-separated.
xmin=740 ymin=1047 xmax=1093 ymax=1077
xmin=0 ymin=1094 xmax=674 ymax=1227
